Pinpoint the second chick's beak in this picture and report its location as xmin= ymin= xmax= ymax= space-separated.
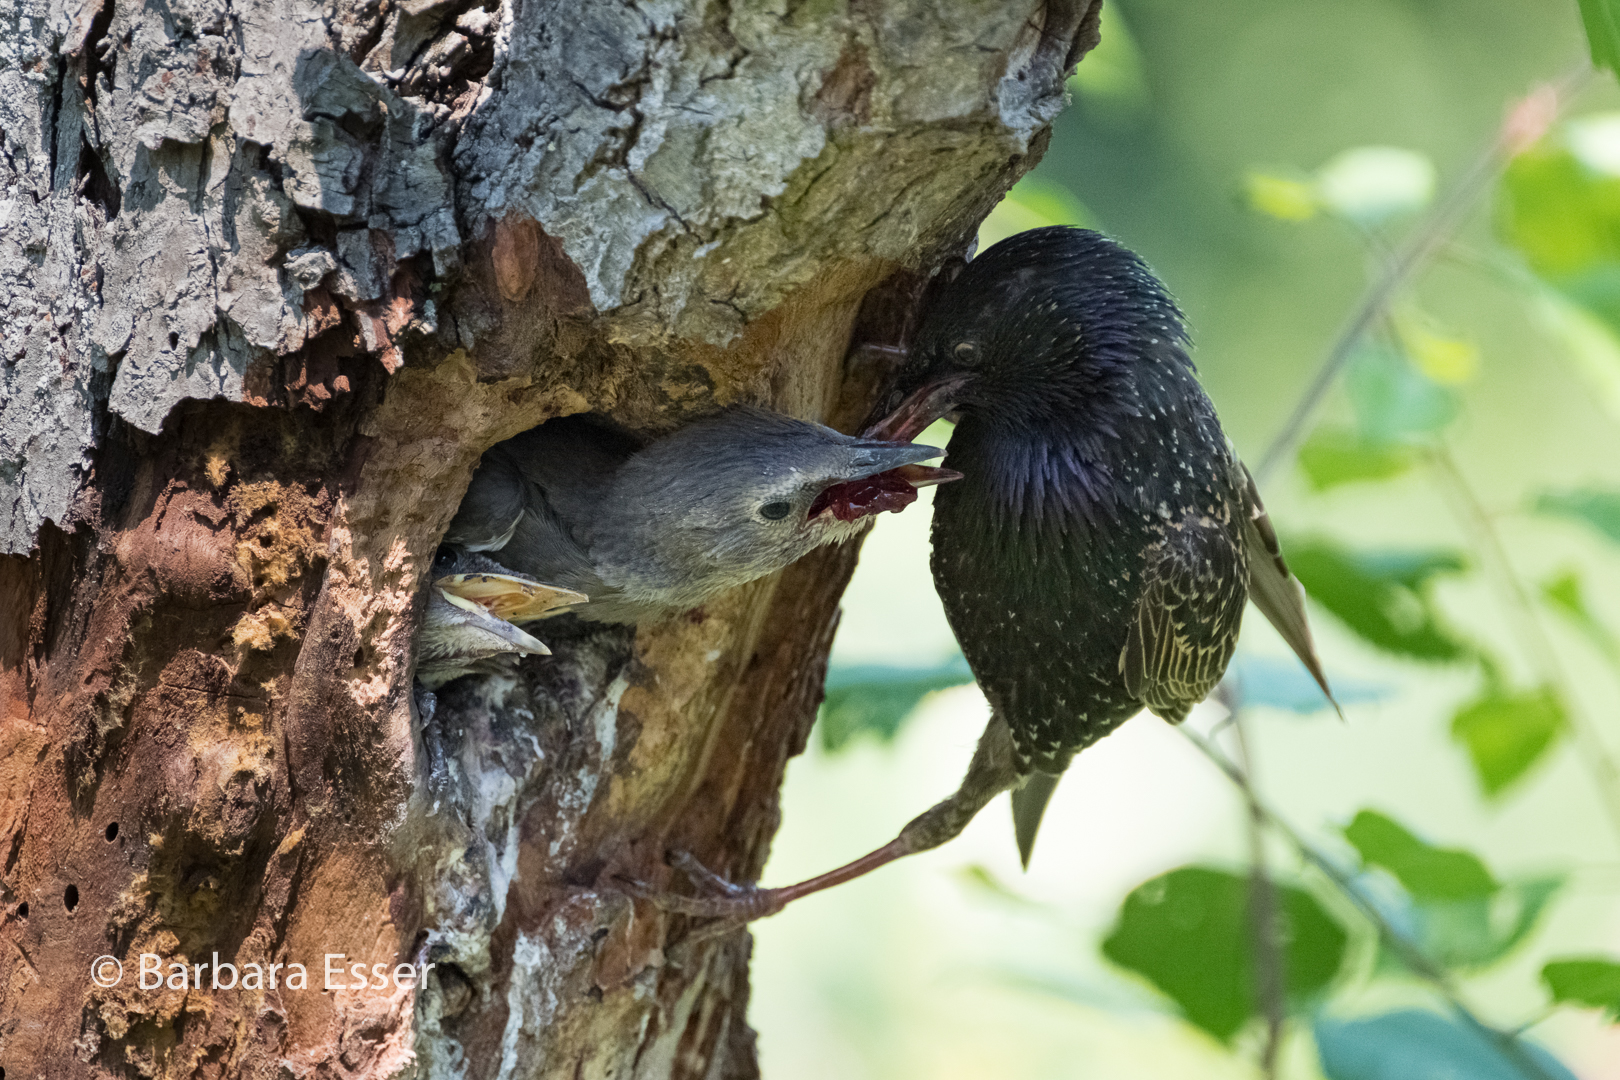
xmin=434 ymin=569 xmax=589 ymax=622
xmin=809 ymin=440 xmax=961 ymax=523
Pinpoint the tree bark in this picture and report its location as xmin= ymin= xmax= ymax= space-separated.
xmin=0 ymin=0 xmax=1097 ymax=1075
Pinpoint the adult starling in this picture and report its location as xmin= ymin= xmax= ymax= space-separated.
xmin=413 ymin=548 xmax=588 ymax=688
xmin=650 ymin=226 xmax=1334 ymax=919
xmin=445 ymin=406 xmax=957 ymax=625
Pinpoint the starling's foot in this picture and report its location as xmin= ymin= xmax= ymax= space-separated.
xmin=620 ymin=851 xmax=792 ymax=921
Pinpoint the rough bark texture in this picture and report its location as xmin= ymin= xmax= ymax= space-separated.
xmin=0 ymin=0 xmax=1097 ymax=1075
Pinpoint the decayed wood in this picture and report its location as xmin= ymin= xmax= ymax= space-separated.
xmin=0 ymin=0 xmax=1097 ymax=1074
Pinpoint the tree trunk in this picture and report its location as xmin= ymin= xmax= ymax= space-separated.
xmin=0 ymin=0 xmax=1096 ymax=1075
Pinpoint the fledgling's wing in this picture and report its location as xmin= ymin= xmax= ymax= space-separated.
xmin=447 ymin=449 xmax=528 ymax=550
xmin=1120 ymin=511 xmax=1248 ymax=723
xmin=1234 ymin=460 xmax=1340 ymax=717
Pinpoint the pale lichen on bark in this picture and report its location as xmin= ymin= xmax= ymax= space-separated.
xmin=0 ymin=0 xmax=1097 ymax=1074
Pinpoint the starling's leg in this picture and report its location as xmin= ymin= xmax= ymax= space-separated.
xmin=633 ymin=713 xmax=1021 ymax=921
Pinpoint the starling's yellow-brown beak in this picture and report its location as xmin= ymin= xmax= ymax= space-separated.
xmin=434 ymin=572 xmax=588 ymax=623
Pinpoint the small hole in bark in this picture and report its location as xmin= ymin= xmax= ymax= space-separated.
xmin=105 ymin=822 xmax=119 ymax=842
xmin=16 ymin=902 xmax=27 ymax=918
xmin=168 ymin=332 xmax=179 ymax=350
xmin=352 ymin=647 xmax=365 ymax=668
xmin=63 ymin=885 xmax=79 ymax=912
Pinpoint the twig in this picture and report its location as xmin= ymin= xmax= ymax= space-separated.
xmin=1428 ymin=445 xmax=1620 ymax=837
xmin=1254 ymin=67 xmax=1590 ymax=484
xmin=1230 ymin=710 xmax=1286 ymax=1079
xmin=1183 ymin=729 xmax=1567 ymax=1080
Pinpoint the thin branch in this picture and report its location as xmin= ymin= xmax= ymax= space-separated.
xmin=1231 ymin=710 xmax=1286 ymax=1079
xmin=1428 ymin=445 xmax=1620 ymax=837
xmin=1254 ymin=67 xmax=1591 ymax=485
xmin=1183 ymin=729 xmax=1568 ymax=1080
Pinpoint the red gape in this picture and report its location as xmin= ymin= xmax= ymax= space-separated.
xmin=808 ymin=471 xmax=920 ymax=522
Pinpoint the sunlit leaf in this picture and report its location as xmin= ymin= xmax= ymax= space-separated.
xmin=1499 ymin=140 xmax=1620 ymax=334
xmin=1285 ymin=540 xmax=1470 ymax=662
xmin=1394 ymin=313 xmax=1479 ymax=385
xmin=1315 ymin=146 xmax=1436 ymax=225
xmin=1576 ymin=0 xmax=1620 ymax=80
xmin=1535 ymin=488 xmax=1620 ymax=545
xmin=1450 ymin=688 xmax=1565 ymax=797
xmin=1297 ymin=429 xmax=1421 ymax=492
xmin=817 ymin=656 xmax=973 ymax=751
xmin=1343 ymin=810 xmax=1498 ymax=901
xmin=1346 ymin=345 xmax=1460 ymax=444
xmin=1225 ymin=654 xmax=1391 ymax=715
xmin=1101 ymin=866 xmax=1347 ymax=1043
xmin=977 ymin=177 xmax=1092 ymax=250
xmin=1315 ymin=1010 xmax=1578 ymax=1080
xmin=1543 ymin=957 xmax=1620 ymax=1019
xmin=1540 ymin=569 xmax=1620 ymax=660
xmin=1244 ymin=171 xmax=1318 ymax=221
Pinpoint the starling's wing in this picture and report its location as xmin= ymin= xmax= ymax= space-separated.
xmin=1234 ymin=460 xmax=1341 ymax=717
xmin=1119 ymin=513 xmax=1248 ymax=723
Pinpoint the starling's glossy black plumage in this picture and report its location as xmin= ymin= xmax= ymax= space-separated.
xmin=641 ymin=227 xmax=1331 ymax=921
xmin=910 ymin=227 xmax=1296 ymax=858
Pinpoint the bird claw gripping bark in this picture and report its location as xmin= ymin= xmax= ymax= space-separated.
xmin=621 ymin=851 xmax=791 ymax=922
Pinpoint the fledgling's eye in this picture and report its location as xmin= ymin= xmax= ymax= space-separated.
xmin=432 ymin=546 xmax=457 ymax=574
xmin=953 ymin=341 xmax=978 ymax=363
xmin=758 ymin=501 xmax=793 ymax=521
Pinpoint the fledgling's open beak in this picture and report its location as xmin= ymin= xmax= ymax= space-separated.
xmin=843 ymin=440 xmax=948 ymax=480
xmin=433 ymin=589 xmax=552 ymax=656
xmin=435 ymin=572 xmax=589 ymax=622
xmin=862 ymin=372 xmax=974 ymax=442
xmin=809 ymin=441 xmax=961 ymax=523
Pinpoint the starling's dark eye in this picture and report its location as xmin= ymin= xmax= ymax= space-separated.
xmin=432 ymin=546 xmax=457 ymax=574
xmin=758 ymin=501 xmax=793 ymax=521
xmin=953 ymin=341 xmax=978 ymax=363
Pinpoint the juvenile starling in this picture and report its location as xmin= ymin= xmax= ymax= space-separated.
xmin=650 ymin=226 xmax=1334 ymax=918
xmin=413 ymin=548 xmax=587 ymax=688
xmin=445 ymin=406 xmax=957 ymax=625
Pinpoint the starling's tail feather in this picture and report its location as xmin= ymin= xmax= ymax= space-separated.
xmin=1012 ymin=772 xmax=1062 ymax=869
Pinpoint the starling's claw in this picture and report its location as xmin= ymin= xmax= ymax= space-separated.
xmin=668 ymin=850 xmax=754 ymax=899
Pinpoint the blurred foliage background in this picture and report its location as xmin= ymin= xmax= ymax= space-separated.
xmin=746 ymin=1 xmax=1620 ymax=1077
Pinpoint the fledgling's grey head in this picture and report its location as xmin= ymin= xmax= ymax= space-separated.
xmin=589 ymin=406 xmax=947 ymax=605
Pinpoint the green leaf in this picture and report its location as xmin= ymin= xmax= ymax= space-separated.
xmin=1451 ymin=688 xmax=1566 ymax=797
xmin=1297 ymin=429 xmax=1421 ymax=491
xmin=1226 ymin=655 xmax=1391 ymax=715
xmin=1285 ymin=540 xmax=1470 ymax=662
xmin=1540 ymin=569 xmax=1620 ymax=661
xmin=1543 ymin=957 xmax=1620 ymax=1019
xmin=1315 ymin=147 xmax=1436 ymax=225
xmin=1577 ymin=0 xmax=1620 ymax=79
xmin=1345 ymin=345 xmax=1460 ymax=444
xmin=1499 ymin=138 xmax=1620 ymax=335
xmin=1380 ymin=876 xmax=1564 ymax=974
xmin=1244 ymin=171 xmax=1319 ymax=221
xmin=1535 ymin=488 xmax=1620 ymax=545
xmin=1315 ymin=1010 xmax=1578 ymax=1080
xmin=1101 ymin=866 xmax=1347 ymax=1043
xmin=1343 ymin=810 xmax=1498 ymax=901
xmin=817 ymin=657 xmax=973 ymax=751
